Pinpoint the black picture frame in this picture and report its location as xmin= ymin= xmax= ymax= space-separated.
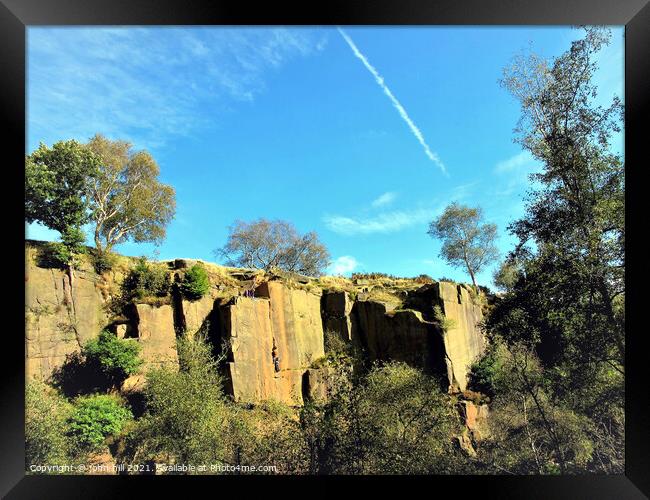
xmin=3 ymin=0 xmax=648 ymax=497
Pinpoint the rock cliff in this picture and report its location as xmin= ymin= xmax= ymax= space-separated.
xmin=25 ymin=242 xmax=487 ymax=404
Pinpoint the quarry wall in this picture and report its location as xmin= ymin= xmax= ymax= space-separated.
xmin=25 ymin=242 xmax=487 ymax=404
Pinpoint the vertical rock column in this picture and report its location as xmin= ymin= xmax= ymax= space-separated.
xmin=436 ymin=282 xmax=485 ymax=392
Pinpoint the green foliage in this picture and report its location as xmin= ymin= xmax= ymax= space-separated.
xmin=26 ymin=140 xmax=100 ymax=267
xmin=492 ymin=258 xmax=522 ymax=292
xmin=475 ymin=27 xmax=626 ymax=473
xmin=300 ymin=362 xmax=466 ymax=474
xmin=433 ymin=304 xmax=456 ymax=333
xmin=120 ymin=335 xmax=230 ymax=468
xmin=427 ymin=202 xmax=498 ymax=287
xmin=475 ymin=342 xmax=596 ymax=474
xmin=122 ymin=257 xmax=171 ymax=301
xmin=66 ymin=394 xmax=132 ymax=452
xmin=86 ymin=134 xmax=176 ymax=253
xmin=82 ymin=330 xmax=143 ymax=385
xmin=179 ymin=264 xmax=210 ymax=300
xmin=92 ymin=250 xmax=117 ymax=274
xmin=469 ymin=343 xmax=508 ymax=398
xmin=26 ymin=140 xmax=100 ymax=233
xmin=25 ymin=380 xmax=73 ymax=468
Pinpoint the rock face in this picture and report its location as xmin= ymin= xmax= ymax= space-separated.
xmin=353 ymin=302 xmax=445 ymax=375
xmin=436 ymin=283 xmax=485 ymax=392
xmin=130 ymin=303 xmax=179 ymax=371
xmin=321 ymin=291 xmax=353 ymax=341
xmin=324 ymin=282 xmax=486 ymax=392
xmin=25 ymin=247 xmax=107 ymax=381
xmin=25 ymin=244 xmax=179 ymax=384
xmin=177 ymin=294 xmax=216 ymax=339
xmin=217 ymin=281 xmax=326 ymax=405
xmin=25 ymin=241 xmax=487 ymax=403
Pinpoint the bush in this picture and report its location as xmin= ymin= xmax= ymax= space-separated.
xmin=123 ymin=257 xmax=170 ymax=300
xmin=119 ymin=336 xmax=230 ymax=469
xmin=300 ymin=361 xmax=466 ymax=474
xmin=82 ymin=330 xmax=143 ymax=385
xmin=92 ymin=251 xmax=117 ymax=274
xmin=179 ymin=264 xmax=210 ymax=300
xmin=468 ymin=343 xmax=507 ymax=398
xmin=26 ymin=380 xmax=73 ymax=468
xmin=433 ymin=304 xmax=456 ymax=332
xmin=38 ymin=228 xmax=85 ymax=269
xmin=66 ymin=394 xmax=132 ymax=452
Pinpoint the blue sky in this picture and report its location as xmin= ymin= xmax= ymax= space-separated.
xmin=26 ymin=26 xmax=624 ymax=286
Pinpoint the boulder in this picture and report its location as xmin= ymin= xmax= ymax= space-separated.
xmin=458 ymin=400 xmax=490 ymax=441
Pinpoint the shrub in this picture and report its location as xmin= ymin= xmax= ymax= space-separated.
xmin=92 ymin=251 xmax=117 ymax=274
xmin=433 ymin=304 xmax=456 ymax=332
xmin=300 ymin=361 xmax=466 ymax=474
xmin=179 ymin=264 xmax=210 ymax=300
xmin=468 ymin=343 xmax=507 ymax=398
xmin=122 ymin=257 xmax=170 ymax=300
xmin=119 ymin=336 xmax=230 ymax=468
xmin=82 ymin=330 xmax=143 ymax=385
xmin=66 ymin=394 xmax=132 ymax=452
xmin=26 ymin=380 xmax=73 ymax=468
xmin=38 ymin=229 xmax=85 ymax=269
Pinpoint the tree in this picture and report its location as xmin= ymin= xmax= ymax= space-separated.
xmin=493 ymin=258 xmax=522 ymax=292
xmin=494 ymin=25 xmax=624 ymax=379
xmin=427 ymin=202 xmax=498 ymax=288
xmin=86 ymin=134 xmax=176 ymax=254
xmin=216 ymin=218 xmax=330 ymax=276
xmin=485 ymin=27 xmax=624 ymax=473
xmin=120 ymin=336 xmax=232 ymax=469
xmin=25 ymin=140 xmax=101 ymax=265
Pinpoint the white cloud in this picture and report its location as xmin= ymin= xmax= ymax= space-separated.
xmin=27 ymin=27 xmax=325 ymax=150
xmin=371 ymin=191 xmax=397 ymax=208
xmin=492 ymin=151 xmax=541 ymax=197
xmin=324 ymin=207 xmax=434 ymax=235
xmin=337 ymin=28 xmax=447 ymax=175
xmin=494 ymin=151 xmax=535 ymax=174
xmin=327 ymin=256 xmax=359 ymax=275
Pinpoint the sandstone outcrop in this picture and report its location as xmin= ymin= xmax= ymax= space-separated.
xmin=406 ymin=282 xmax=486 ymax=391
xmin=321 ymin=291 xmax=353 ymax=341
xmin=129 ymin=303 xmax=179 ymax=371
xmin=352 ymin=301 xmax=445 ymax=374
xmin=25 ymin=241 xmax=487 ymax=405
xmin=217 ymin=281 xmax=326 ymax=405
xmin=25 ymin=245 xmax=107 ymax=381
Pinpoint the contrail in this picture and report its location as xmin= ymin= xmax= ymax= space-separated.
xmin=337 ymin=28 xmax=447 ymax=175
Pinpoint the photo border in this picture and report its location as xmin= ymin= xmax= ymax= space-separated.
xmin=2 ymin=0 xmax=648 ymax=497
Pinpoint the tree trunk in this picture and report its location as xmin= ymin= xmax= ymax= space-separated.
xmin=94 ymin=228 xmax=104 ymax=253
xmin=468 ymin=268 xmax=477 ymax=288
